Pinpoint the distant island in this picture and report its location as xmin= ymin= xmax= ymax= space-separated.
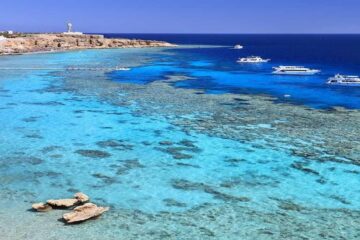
xmin=0 ymin=23 xmax=175 ymax=55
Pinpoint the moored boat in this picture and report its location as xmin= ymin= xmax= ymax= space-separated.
xmin=237 ymin=56 xmax=270 ymax=63
xmin=273 ymin=66 xmax=320 ymax=75
xmin=327 ymin=74 xmax=360 ymax=86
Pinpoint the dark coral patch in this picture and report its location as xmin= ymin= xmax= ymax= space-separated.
xmin=159 ymin=141 xmax=173 ymax=146
xmin=96 ymin=140 xmax=134 ymax=151
xmin=163 ymin=198 xmax=187 ymax=208
xmin=22 ymin=116 xmax=40 ymax=123
xmin=291 ymin=162 xmax=320 ymax=176
xmin=92 ymin=173 xmax=118 ymax=184
xmin=40 ymin=146 xmax=63 ymax=154
xmin=75 ymin=149 xmax=111 ymax=158
xmin=278 ymin=200 xmax=304 ymax=212
xmin=116 ymin=159 xmax=145 ymax=175
xmin=171 ymin=179 xmax=250 ymax=202
xmin=24 ymin=133 xmax=43 ymax=139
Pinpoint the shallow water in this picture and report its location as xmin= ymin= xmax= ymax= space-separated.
xmin=0 ymin=44 xmax=360 ymax=239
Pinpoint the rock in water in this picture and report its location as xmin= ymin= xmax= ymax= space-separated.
xmin=32 ymin=202 xmax=52 ymax=212
xmin=74 ymin=192 xmax=89 ymax=203
xmin=47 ymin=198 xmax=79 ymax=208
xmin=63 ymin=203 xmax=109 ymax=224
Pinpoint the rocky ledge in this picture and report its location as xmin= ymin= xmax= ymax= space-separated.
xmin=0 ymin=33 xmax=176 ymax=55
xmin=32 ymin=192 xmax=109 ymax=224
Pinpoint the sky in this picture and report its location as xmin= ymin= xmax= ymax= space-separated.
xmin=1 ymin=0 xmax=360 ymax=34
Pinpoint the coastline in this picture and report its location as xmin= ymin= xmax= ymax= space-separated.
xmin=0 ymin=33 xmax=176 ymax=56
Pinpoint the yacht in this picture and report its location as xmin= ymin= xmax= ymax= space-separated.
xmin=115 ymin=67 xmax=131 ymax=71
xmin=237 ymin=56 xmax=270 ymax=63
xmin=234 ymin=44 xmax=244 ymax=49
xmin=327 ymin=74 xmax=360 ymax=86
xmin=273 ymin=66 xmax=320 ymax=75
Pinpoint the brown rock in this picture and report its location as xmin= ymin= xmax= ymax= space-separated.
xmin=32 ymin=202 xmax=52 ymax=212
xmin=0 ymin=33 xmax=176 ymax=55
xmin=47 ymin=198 xmax=79 ymax=208
xmin=74 ymin=192 xmax=89 ymax=203
xmin=63 ymin=203 xmax=109 ymax=224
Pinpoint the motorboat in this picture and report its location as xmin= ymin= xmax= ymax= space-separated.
xmin=115 ymin=67 xmax=131 ymax=71
xmin=234 ymin=44 xmax=244 ymax=49
xmin=237 ymin=56 xmax=270 ymax=63
xmin=273 ymin=66 xmax=320 ymax=75
xmin=327 ymin=74 xmax=360 ymax=86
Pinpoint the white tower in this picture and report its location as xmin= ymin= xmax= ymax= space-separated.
xmin=67 ymin=22 xmax=73 ymax=33
xmin=63 ymin=22 xmax=83 ymax=35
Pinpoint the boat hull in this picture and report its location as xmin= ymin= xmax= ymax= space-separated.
xmin=327 ymin=82 xmax=360 ymax=86
xmin=273 ymin=70 xmax=320 ymax=75
xmin=237 ymin=60 xmax=270 ymax=63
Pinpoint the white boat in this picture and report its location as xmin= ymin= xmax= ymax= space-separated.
xmin=237 ymin=56 xmax=270 ymax=63
xmin=273 ymin=66 xmax=320 ymax=75
xmin=327 ymin=74 xmax=360 ymax=86
xmin=234 ymin=44 xmax=243 ymax=49
xmin=115 ymin=67 xmax=131 ymax=71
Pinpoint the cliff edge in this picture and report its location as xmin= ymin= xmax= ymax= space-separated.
xmin=0 ymin=34 xmax=176 ymax=55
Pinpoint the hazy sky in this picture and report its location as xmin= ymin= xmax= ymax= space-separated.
xmin=1 ymin=0 xmax=360 ymax=33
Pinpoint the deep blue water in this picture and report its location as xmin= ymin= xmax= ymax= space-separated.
xmin=105 ymin=34 xmax=360 ymax=109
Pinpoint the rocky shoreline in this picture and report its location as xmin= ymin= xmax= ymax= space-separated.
xmin=0 ymin=33 xmax=176 ymax=55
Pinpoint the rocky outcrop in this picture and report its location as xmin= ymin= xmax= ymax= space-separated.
xmin=75 ymin=192 xmax=89 ymax=203
xmin=0 ymin=33 xmax=176 ymax=55
xmin=31 ymin=192 xmax=108 ymax=224
xmin=47 ymin=198 xmax=79 ymax=208
xmin=46 ymin=192 xmax=89 ymax=208
xmin=32 ymin=202 xmax=52 ymax=212
xmin=63 ymin=203 xmax=109 ymax=224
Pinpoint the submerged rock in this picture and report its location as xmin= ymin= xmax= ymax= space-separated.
xmin=47 ymin=198 xmax=79 ymax=208
xmin=63 ymin=203 xmax=109 ymax=224
xmin=32 ymin=202 xmax=52 ymax=212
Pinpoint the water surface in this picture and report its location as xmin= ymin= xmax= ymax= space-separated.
xmin=0 ymin=36 xmax=360 ymax=239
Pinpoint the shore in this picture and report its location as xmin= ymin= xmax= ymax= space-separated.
xmin=0 ymin=33 xmax=176 ymax=55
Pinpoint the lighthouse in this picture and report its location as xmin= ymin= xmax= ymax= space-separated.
xmin=63 ymin=22 xmax=83 ymax=35
xmin=67 ymin=22 xmax=73 ymax=33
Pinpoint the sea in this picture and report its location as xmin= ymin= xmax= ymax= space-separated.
xmin=0 ymin=34 xmax=359 ymax=239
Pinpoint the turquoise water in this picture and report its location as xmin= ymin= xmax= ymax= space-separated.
xmin=1 ymin=47 xmax=360 ymax=239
